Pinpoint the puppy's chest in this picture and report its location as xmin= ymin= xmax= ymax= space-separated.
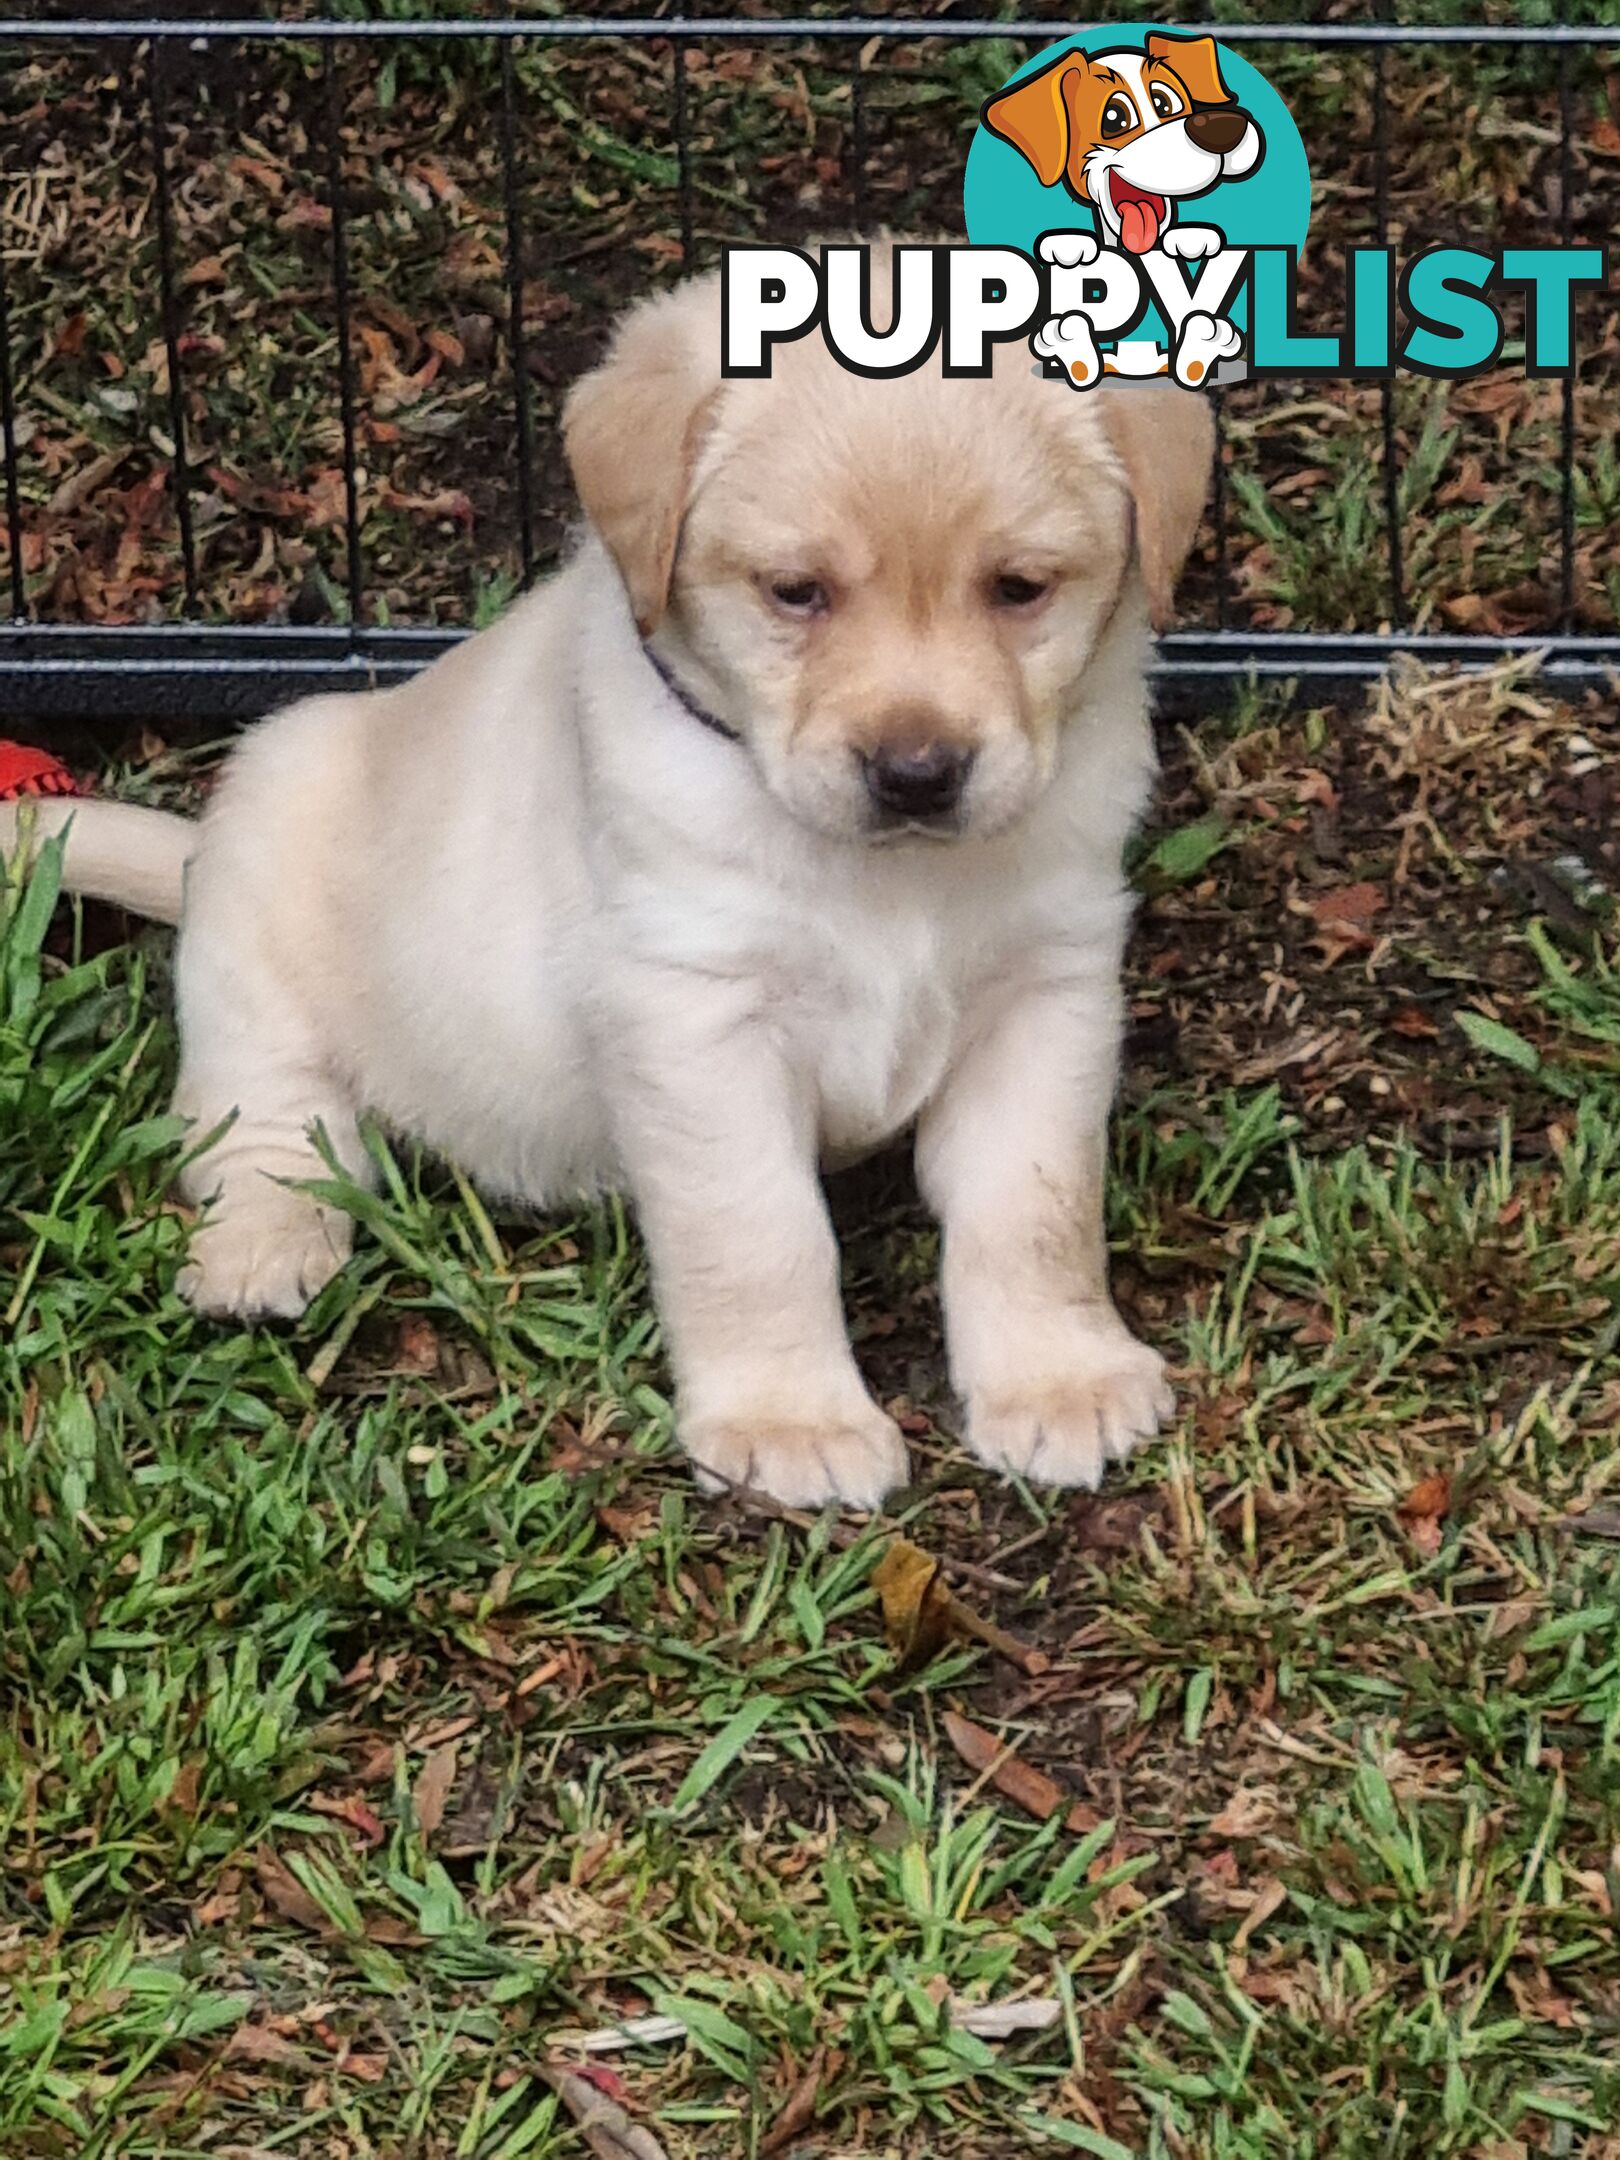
xmin=795 ymin=913 xmax=963 ymax=1154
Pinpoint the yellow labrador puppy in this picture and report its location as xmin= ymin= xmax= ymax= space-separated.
xmin=4 ymin=258 xmax=1211 ymax=1510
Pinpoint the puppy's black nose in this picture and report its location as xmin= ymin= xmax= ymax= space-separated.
xmin=862 ymin=743 xmax=974 ymax=823
xmin=1186 ymin=107 xmax=1249 ymax=156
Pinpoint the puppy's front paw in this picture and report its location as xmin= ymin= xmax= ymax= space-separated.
xmin=1161 ymin=225 xmax=1222 ymax=262
xmin=1032 ymin=312 xmax=1102 ymax=389
xmin=683 ymin=1401 xmax=908 ymax=1512
xmin=180 ymin=1197 xmax=350 ymax=1322
xmin=1039 ymin=230 xmax=1100 ymax=270
xmin=965 ymin=1326 xmax=1172 ymax=1489
xmin=1173 ymin=310 xmax=1242 ymax=387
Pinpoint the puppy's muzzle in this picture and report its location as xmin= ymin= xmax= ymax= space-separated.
xmin=861 ymin=743 xmax=975 ymax=826
xmin=1186 ymin=107 xmax=1249 ymax=156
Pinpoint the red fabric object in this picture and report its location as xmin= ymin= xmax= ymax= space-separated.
xmin=0 ymin=741 xmax=82 ymax=801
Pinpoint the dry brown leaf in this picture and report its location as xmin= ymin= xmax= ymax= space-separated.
xmin=1232 ymin=1875 xmax=1289 ymax=1951
xmin=1068 ymin=1491 xmax=1160 ymax=1554
xmin=162 ymin=1759 xmax=203 ymax=1819
xmin=540 ymin=2068 xmax=669 ymax=2160
xmin=351 ymin=1739 xmax=400 ymax=1785
xmin=1208 ymin=1785 xmax=1277 ymax=1839
xmin=1310 ymin=881 xmax=1385 ymax=924
xmin=46 ymin=448 xmax=132 ymax=519
xmin=412 ymin=156 xmax=462 ymax=204
xmin=596 ymin=1503 xmax=658 ymax=1544
xmin=760 ymin=2050 xmax=824 ymax=2154
xmin=224 ymin=2021 xmax=312 ymax=2069
xmin=308 ymin=1791 xmax=387 ymax=1849
xmin=1269 ymin=465 xmax=1331 ymax=499
xmin=1293 ymin=767 xmax=1339 ymax=810
xmin=871 ymin=1538 xmax=954 ymax=1668
xmin=231 ymin=153 xmax=284 ymax=196
xmin=412 ymin=1741 xmax=459 ymax=1839
xmin=377 ymin=482 xmax=475 ymax=526
xmin=1399 ymin=1473 xmax=1451 ymax=1555
xmin=872 ymin=1538 xmax=1047 ymax=1675
xmin=253 ymin=1849 xmax=327 ymax=1933
xmin=1240 ymin=1968 xmax=1310 ymax=2013
xmin=1402 ymin=1472 xmax=1450 ymax=1517
xmin=1389 ymin=1005 xmax=1441 ymax=1039
xmin=515 ymin=1654 xmax=566 ymax=1699
xmin=192 ymin=1883 xmax=240 ymax=1927
xmin=1506 ymin=1966 xmax=1580 ymax=2029
xmin=407 ymin=1713 xmax=477 ymax=1750
xmin=941 ymin=1711 xmax=1093 ymax=1834
xmin=362 ymin=1912 xmax=427 ymax=1948
xmin=393 ymin=1315 xmax=441 ymax=1373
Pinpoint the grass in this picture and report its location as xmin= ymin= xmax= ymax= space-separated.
xmin=4 ymin=661 xmax=1620 ymax=2157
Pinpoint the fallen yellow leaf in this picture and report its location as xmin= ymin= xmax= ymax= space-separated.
xmin=871 ymin=1538 xmax=955 ymax=1668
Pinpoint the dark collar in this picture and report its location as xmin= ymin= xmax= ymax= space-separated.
xmin=641 ymin=639 xmax=742 ymax=745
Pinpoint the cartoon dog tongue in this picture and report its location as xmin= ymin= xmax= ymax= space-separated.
xmin=1113 ymin=183 xmax=1164 ymax=254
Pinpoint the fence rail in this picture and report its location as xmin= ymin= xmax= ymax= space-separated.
xmin=1 ymin=15 xmax=1616 ymax=720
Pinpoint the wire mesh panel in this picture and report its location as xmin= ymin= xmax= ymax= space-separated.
xmin=0 ymin=13 xmax=1615 ymax=717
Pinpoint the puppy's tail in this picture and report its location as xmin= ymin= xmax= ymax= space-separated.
xmin=0 ymin=797 xmax=196 ymax=926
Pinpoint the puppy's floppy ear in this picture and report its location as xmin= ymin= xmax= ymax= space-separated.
xmin=563 ymin=292 xmax=720 ymax=637
xmin=1099 ymin=385 xmax=1214 ymax=631
xmin=1146 ymin=32 xmax=1235 ymax=109
xmin=982 ymin=55 xmax=1083 ymax=190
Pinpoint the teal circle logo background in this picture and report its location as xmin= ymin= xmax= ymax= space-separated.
xmin=963 ymin=29 xmax=1312 ymax=259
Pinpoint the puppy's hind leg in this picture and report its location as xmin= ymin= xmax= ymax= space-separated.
xmin=172 ymin=935 xmax=372 ymax=1323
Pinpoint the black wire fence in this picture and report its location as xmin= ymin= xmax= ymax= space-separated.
xmin=0 ymin=13 xmax=1616 ymax=720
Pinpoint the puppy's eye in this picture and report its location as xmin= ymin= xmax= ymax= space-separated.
xmin=991 ymin=572 xmax=1051 ymax=609
xmin=1101 ymin=94 xmax=1138 ymax=138
xmin=768 ymin=576 xmax=829 ymax=617
xmin=1149 ymin=83 xmax=1182 ymax=120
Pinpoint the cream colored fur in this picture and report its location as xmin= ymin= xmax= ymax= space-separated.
xmin=1 ymin=260 xmax=1212 ymax=1511
xmin=0 ymin=797 xmax=191 ymax=923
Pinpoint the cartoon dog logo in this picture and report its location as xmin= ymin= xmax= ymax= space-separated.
xmin=983 ymin=32 xmax=1264 ymax=390
xmin=983 ymin=32 xmax=1263 ymax=259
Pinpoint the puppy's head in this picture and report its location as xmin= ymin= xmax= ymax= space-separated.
xmin=564 ymin=259 xmax=1211 ymax=843
xmin=984 ymin=36 xmax=1262 ymax=251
